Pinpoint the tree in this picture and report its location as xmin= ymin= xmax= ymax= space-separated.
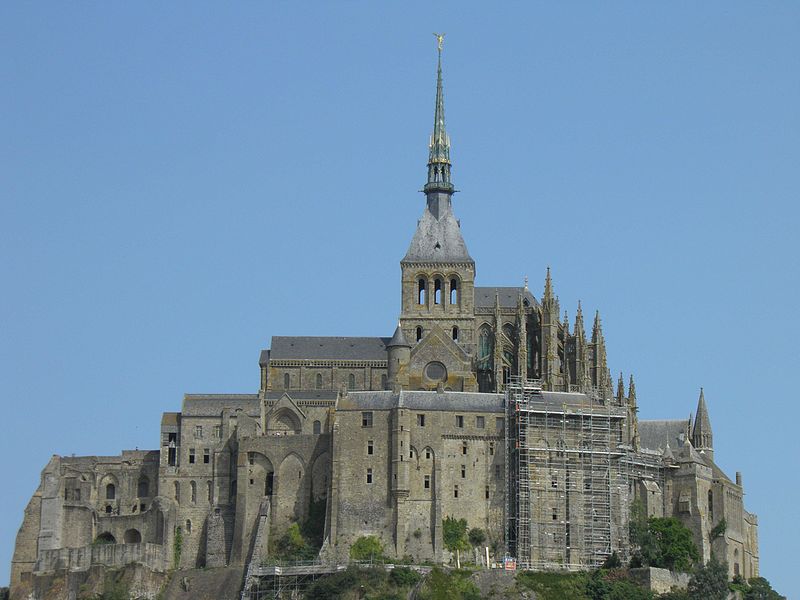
xmin=442 ymin=517 xmax=469 ymax=552
xmin=687 ymin=557 xmax=728 ymax=600
xmin=648 ymin=518 xmax=700 ymax=572
xmin=629 ymin=500 xmax=658 ymax=568
xmin=743 ymin=576 xmax=786 ymax=600
xmin=467 ymin=527 xmax=486 ymax=547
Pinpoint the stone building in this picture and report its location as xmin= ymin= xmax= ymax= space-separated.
xmin=10 ymin=45 xmax=758 ymax=596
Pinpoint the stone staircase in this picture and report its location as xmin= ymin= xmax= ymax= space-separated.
xmin=240 ymin=498 xmax=271 ymax=600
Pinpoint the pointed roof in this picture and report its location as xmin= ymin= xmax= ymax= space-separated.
xmin=402 ymin=207 xmax=472 ymax=263
xmin=692 ymin=387 xmax=713 ymax=447
xmin=543 ymin=267 xmax=554 ymax=302
xmin=428 ymin=35 xmax=450 ymax=172
xmin=628 ymin=374 xmax=637 ymax=405
xmin=616 ymin=372 xmax=625 ymax=400
xmin=387 ymin=324 xmax=411 ymax=348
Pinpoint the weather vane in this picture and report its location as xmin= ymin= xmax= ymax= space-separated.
xmin=433 ymin=32 xmax=445 ymax=53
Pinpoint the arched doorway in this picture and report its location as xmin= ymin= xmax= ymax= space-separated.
xmin=123 ymin=529 xmax=142 ymax=544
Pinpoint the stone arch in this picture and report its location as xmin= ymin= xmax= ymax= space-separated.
xmin=99 ymin=474 xmax=119 ymax=500
xmin=276 ymin=452 xmax=307 ymax=524
xmin=311 ymin=452 xmax=329 ymax=500
xmin=416 ymin=274 xmax=428 ymax=305
xmin=95 ymin=532 xmax=116 ymax=544
xmin=123 ymin=529 xmax=142 ymax=544
xmin=270 ymin=408 xmax=301 ymax=434
xmin=250 ymin=452 xmax=275 ymax=497
xmin=448 ymin=274 xmax=460 ymax=305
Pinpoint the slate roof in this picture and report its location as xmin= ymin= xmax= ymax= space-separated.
xmin=639 ymin=419 xmax=689 ymax=452
xmin=337 ymin=390 xmax=504 ymax=412
xmin=402 ymin=206 xmax=473 ymax=263
xmin=474 ymin=286 xmax=540 ymax=309
xmin=182 ymin=394 xmax=260 ymax=417
xmin=264 ymin=391 xmax=339 ymax=402
xmin=268 ymin=336 xmax=390 ymax=361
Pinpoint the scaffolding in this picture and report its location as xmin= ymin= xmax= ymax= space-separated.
xmin=506 ymin=377 xmax=629 ymax=570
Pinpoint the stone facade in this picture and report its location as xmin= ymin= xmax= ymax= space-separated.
xmin=9 ymin=48 xmax=759 ymax=597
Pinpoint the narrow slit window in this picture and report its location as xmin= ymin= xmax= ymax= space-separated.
xmin=418 ymin=279 xmax=426 ymax=304
xmin=434 ymin=279 xmax=442 ymax=304
xmin=452 ymin=326 xmax=459 ymax=341
xmin=450 ymin=279 xmax=458 ymax=304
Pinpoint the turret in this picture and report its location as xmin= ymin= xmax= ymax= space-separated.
xmin=692 ymin=387 xmax=714 ymax=461
xmin=386 ymin=324 xmax=411 ymax=388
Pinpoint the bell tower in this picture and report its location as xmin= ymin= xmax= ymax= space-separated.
xmin=399 ymin=34 xmax=476 ymax=355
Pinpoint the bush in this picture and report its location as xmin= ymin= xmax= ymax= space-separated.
xmin=516 ymin=571 xmax=590 ymax=600
xmin=736 ymin=576 xmax=786 ymax=600
xmin=389 ymin=566 xmax=421 ymax=587
xmin=418 ymin=567 xmax=480 ymax=600
xmin=443 ymin=517 xmax=469 ymax=552
xmin=305 ymin=569 xmax=359 ymax=600
xmin=467 ymin=527 xmax=486 ymax=547
xmin=273 ymin=523 xmax=318 ymax=561
xmin=349 ymin=535 xmax=385 ymax=561
xmin=629 ymin=501 xmax=699 ymax=573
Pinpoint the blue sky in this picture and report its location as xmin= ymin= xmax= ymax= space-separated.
xmin=1 ymin=2 xmax=797 ymax=595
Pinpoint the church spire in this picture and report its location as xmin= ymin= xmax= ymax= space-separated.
xmin=692 ymin=387 xmax=713 ymax=459
xmin=425 ymin=33 xmax=453 ymax=194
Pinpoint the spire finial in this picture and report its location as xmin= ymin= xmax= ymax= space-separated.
xmin=524 ymin=275 xmax=528 ymax=290
xmin=434 ymin=32 xmax=445 ymax=53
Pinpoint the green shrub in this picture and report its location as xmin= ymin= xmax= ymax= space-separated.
xmin=349 ymin=535 xmax=385 ymax=561
xmin=173 ymin=526 xmax=183 ymax=567
xmin=467 ymin=527 xmax=486 ymax=547
xmin=418 ymin=567 xmax=481 ymax=600
xmin=389 ymin=566 xmax=421 ymax=587
xmin=516 ymin=571 xmax=589 ymax=600
xmin=443 ymin=517 xmax=469 ymax=552
xmin=687 ymin=557 xmax=728 ymax=600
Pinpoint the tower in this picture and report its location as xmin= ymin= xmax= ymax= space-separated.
xmin=399 ymin=36 xmax=476 ymax=353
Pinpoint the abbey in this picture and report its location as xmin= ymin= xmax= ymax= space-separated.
xmin=10 ymin=48 xmax=759 ymax=597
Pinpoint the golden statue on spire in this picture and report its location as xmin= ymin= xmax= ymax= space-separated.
xmin=433 ymin=32 xmax=445 ymax=52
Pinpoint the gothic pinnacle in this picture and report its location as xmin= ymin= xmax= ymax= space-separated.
xmin=616 ymin=372 xmax=625 ymax=401
xmin=543 ymin=267 xmax=554 ymax=305
xmin=628 ymin=374 xmax=637 ymax=405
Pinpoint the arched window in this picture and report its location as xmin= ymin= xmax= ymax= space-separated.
xmin=207 ymin=481 xmax=213 ymax=504
xmin=95 ymin=532 xmax=116 ymax=544
xmin=190 ymin=480 xmax=197 ymax=504
xmin=105 ymin=505 xmax=112 ymax=514
xmin=452 ymin=326 xmax=459 ymax=341
xmin=316 ymin=373 xmax=323 ymax=389
xmin=348 ymin=374 xmax=356 ymax=390
xmin=418 ymin=279 xmax=426 ymax=304
xmin=416 ymin=326 xmax=423 ymax=342
xmin=284 ymin=373 xmax=290 ymax=389
xmin=105 ymin=483 xmax=116 ymax=500
xmin=137 ymin=476 xmax=149 ymax=498
xmin=450 ymin=278 xmax=458 ymax=305
xmin=174 ymin=481 xmax=180 ymax=502
xmin=434 ymin=279 xmax=442 ymax=304
xmin=313 ymin=420 xmax=321 ymax=434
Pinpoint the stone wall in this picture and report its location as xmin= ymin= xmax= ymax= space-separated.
xmin=628 ymin=567 xmax=690 ymax=595
xmin=34 ymin=543 xmax=168 ymax=573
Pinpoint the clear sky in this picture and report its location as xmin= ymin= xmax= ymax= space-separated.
xmin=1 ymin=2 xmax=797 ymax=595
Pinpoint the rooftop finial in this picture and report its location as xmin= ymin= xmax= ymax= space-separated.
xmin=434 ymin=32 xmax=445 ymax=53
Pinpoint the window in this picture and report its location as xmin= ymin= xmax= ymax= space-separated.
xmin=456 ymin=415 xmax=464 ymax=428
xmin=284 ymin=373 xmax=290 ymax=388
xmin=450 ymin=278 xmax=458 ymax=304
xmin=366 ymin=468 xmax=373 ymax=484
xmin=454 ymin=485 xmax=459 ymax=498
xmin=174 ymin=481 xmax=180 ymax=501
xmin=105 ymin=483 xmax=116 ymax=500
xmin=418 ymin=278 xmax=426 ymax=304
xmin=489 ymin=442 xmax=495 ymax=456
xmin=203 ymin=449 xmax=210 ymax=464
xmin=424 ymin=475 xmax=430 ymax=489
xmin=452 ymin=326 xmax=459 ymax=341
xmin=417 ymin=414 xmax=426 ymax=427
xmin=476 ymin=416 xmax=485 ymax=429
xmin=462 ymin=442 xmax=468 ymax=455
xmin=434 ymin=279 xmax=442 ymax=304
xmin=362 ymin=412 xmax=373 ymax=428
xmin=105 ymin=505 xmax=112 ymax=514
xmin=213 ymin=425 xmax=222 ymax=439
xmin=496 ymin=417 xmax=504 ymax=431
xmin=316 ymin=373 xmax=323 ymax=389
xmin=186 ymin=520 xmax=192 ymax=534
xmin=425 ymin=449 xmax=431 ymax=459
xmin=552 ymin=508 xmax=558 ymax=521
xmin=168 ymin=446 xmax=176 ymax=466
xmin=313 ymin=420 xmax=321 ymax=434
xmin=248 ymin=452 xmax=254 ymax=466
xmin=416 ymin=326 xmax=422 ymax=342
xmin=207 ymin=481 xmax=213 ymax=504
xmin=461 ymin=465 xmax=466 ymax=478
xmin=708 ymin=490 xmax=713 ymax=520
xmin=551 ymin=478 xmax=558 ymax=489
xmin=190 ymin=481 xmax=197 ymax=504
xmin=348 ymin=374 xmax=356 ymax=390
xmin=137 ymin=477 xmax=149 ymax=498
xmin=194 ymin=425 xmax=203 ymax=439
xmin=367 ymin=440 xmax=374 ymax=455
xmin=409 ymin=449 xmax=413 ymax=458
xmin=189 ymin=448 xmax=196 ymax=464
